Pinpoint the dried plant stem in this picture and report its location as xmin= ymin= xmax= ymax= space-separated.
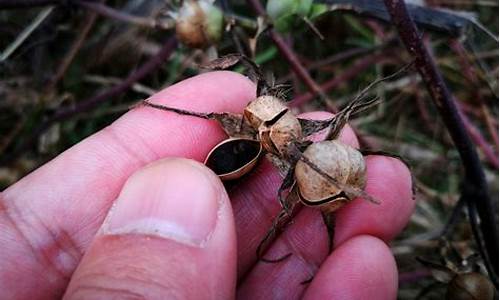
xmin=399 ymin=269 xmax=432 ymax=285
xmin=0 ymin=6 xmax=53 ymax=61
xmin=46 ymin=8 xmax=98 ymax=91
xmin=291 ymin=52 xmax=390 ymax=107
xmin=268 ymin=31 xmax=334 ymax=108
xmin=76 ymin=1 xmax=174 ymax=30
xmin=479 ymin=103 xmax=499 ymax=151
xmin=0 ymin=0 xmax=59 ymax=9
xmin=451 ymin=39 xmax=499 ymax=158
xmin=245 ymin=0 xmax=336 ymax=111
xmin=0 ymin=37 xmax=178 ymax=165
xmin=383 ymin=0 xmax=498 ymax=282
xmin=458 ymin=107 xmax=499 ymax=169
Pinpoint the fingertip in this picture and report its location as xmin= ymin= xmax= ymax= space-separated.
xmin=335 ymin=155 xmax=414 ymax=244
xmin=303 ymin=235 xmax=398 ymax=300
xmin=65 ymin=158 xmax=237 ymax=299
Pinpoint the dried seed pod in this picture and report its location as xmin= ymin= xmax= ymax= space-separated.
xmin=294 ymin=140 xmax=366 ymax=213
xmin=446 ymin=272 xmax=495 ymax=300
xmin=417 ymin=255 xmax=496 ymax=300
xmin=243 ymin=95 xmax=302 ymax=155
xmin=137 ymin=54 xmax=406 ymax=265
xmin=175 ymin=0 xmax=224 ymax=49
xmin=204 ymin=138 xmax=262 ymax=180
xmin=243 ymin=95 xmax=289 ymax=129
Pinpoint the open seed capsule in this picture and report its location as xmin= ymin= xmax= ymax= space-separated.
xmin=204 ymin=138 xmax=262 ymax=180
xmin=294 ymin=140 xmax=366 ymax=213
xmin=243 ymin=95 xmax=302 ymax=155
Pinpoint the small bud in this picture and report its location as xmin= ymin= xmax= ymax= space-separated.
xmin=175 ymin=0 xmax=224 ymax=49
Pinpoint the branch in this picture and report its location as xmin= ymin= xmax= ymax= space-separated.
xmin=0 ymin=0 xmax=60 ymax=9
xmin=0 ymin=37 xmax=178 ymax=165
xmin=291 ymin=52 xmax=389 ymax=106
xmin=45 ymin=8 xmax=98 ymax=91
xmin=76 ymin=1 xmax=174 ymax=30
xmin=246 ymin=0 xmax=337 ymax=111
xmin=383 ymin=0 xmax=498 ymax=283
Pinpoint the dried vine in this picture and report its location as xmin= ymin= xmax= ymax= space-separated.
xmin=383 ymin=0 xmax=498 ymax=284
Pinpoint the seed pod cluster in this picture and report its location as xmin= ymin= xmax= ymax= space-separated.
xmin=139 ymin=53 xmax=405 ymax=262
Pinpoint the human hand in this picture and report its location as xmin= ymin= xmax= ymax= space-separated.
xmin=0 ymin=72 xmax=414 ymax=299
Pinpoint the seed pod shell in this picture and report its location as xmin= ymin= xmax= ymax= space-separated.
xmin=295 ymin=140 xmax=366 ymax=212
xmin=244 ymin=96 xmax=302 ymax=155
xmin=259 ymin=111 xmax=302 ymax=155
xmin=244 ymin=96 xmax=289 ymax=129
xmin=204 ymin=138 xmax=262 ymax=180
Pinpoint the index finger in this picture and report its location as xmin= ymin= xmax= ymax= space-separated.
xmin=0 ymin=71 xmax=255 ymax=299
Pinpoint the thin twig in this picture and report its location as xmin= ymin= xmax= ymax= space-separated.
xmin=76 ymin=1 xmax=174 ymax=30
xmin=45 ymin=7 xmax=99 ymax=91
xmin=0 ymin=0 xmax=174 ymax=32
xmin=451 ymin=39 xmax=499 ymax=156
xmin=383 ymin=0 xmax=498 ymax=283
xmin=291 ymin=52 xmax=390 ymax=107
xmin=0 ymin=0 xmax=60 ymax=9
xmin=246 ymin=0 xmax=337 ymax=111
xmin=458 ymin=106 xmax=499 ymax=169
xmin=0 ymin=37 xmax=178 ymax=166
xmin=0 ymin=6 xmax=53 ymax=61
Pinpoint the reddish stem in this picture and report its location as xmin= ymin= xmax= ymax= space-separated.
xmin=458 ymin=106 xmax=499 ymax=169
xmin=290 ymin=52 xmax=390 ymax=107
xmin=451 ymin=39 xmax=499 ymax=154
xmin=383 ymin=0 xmax=498 ymax=282
xmin=246 ymin=0 xmax=335 ymax=110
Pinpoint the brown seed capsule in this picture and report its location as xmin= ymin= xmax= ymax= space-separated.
xmin=243 ymin=95 xmax=302 ymax=155
xmin=446 ymin=272 xmax=496 ymax=300
xmin=294 ymin=140 xmax=366 ymax=213
xmin=244 ymin=95 xmax=288 ymax=128
xmin=204 ymin=138 xmax=262 ymax=180
xmin=175 ymin=0 xmax=224 ymax=49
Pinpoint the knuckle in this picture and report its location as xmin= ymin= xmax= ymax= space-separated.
xmin=0 ymin=192 xmax=81 ymax=282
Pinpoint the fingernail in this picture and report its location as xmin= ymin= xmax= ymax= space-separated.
xmin=102 ymin=158 xmax=222 ymax=247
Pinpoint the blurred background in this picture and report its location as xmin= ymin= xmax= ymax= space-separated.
xmin=0 ymin=0 xmax=498 ymax=298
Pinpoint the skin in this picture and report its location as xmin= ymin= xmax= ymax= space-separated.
xmin=0 ymin=71 xmax=415 ymax=299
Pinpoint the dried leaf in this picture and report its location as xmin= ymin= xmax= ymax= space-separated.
xmin=265 ymin=152 xmax=291 ymax=177
xmin=200 ymin=53 xmax=243 ymax=70
xmin=298 ymin=117 xmax=333 ymax=137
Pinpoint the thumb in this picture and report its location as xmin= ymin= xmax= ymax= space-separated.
xmin=64 ymin=158 xmax=237 ymax=299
